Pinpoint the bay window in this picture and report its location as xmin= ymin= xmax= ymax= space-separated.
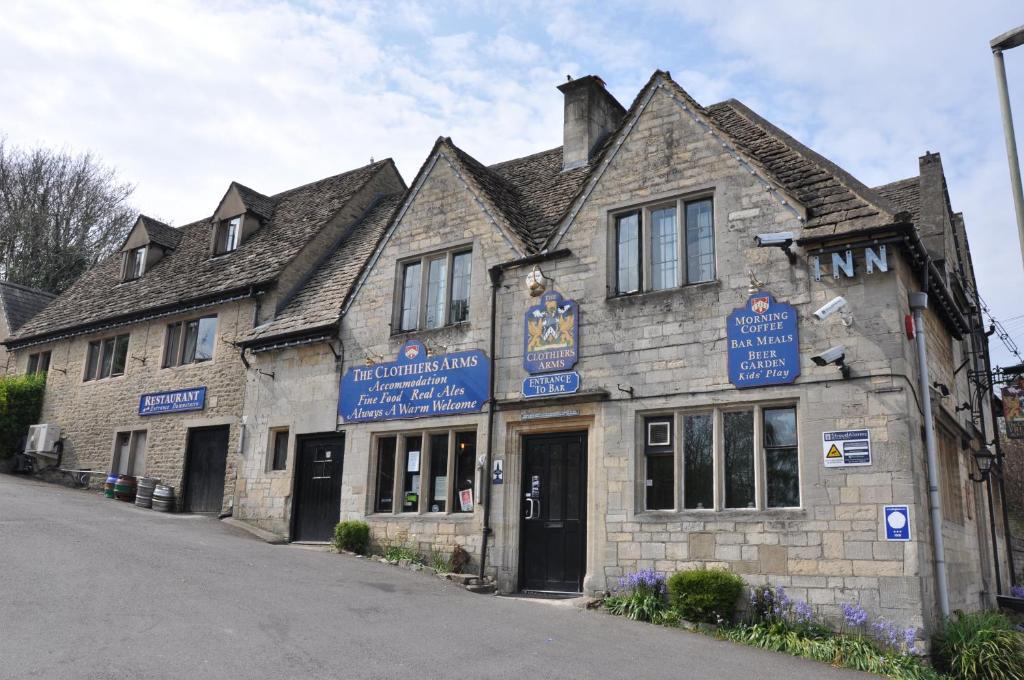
xmin=614 ymin=196 xmax=715 ymax=295
xmin=641 ymin=404 xmax=799 ymax=512
xmin=397 ymin=249 xmax=472 ymax=332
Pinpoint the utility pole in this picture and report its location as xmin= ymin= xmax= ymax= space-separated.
xmin=991 ymin=25 xmax=1024 ymax=271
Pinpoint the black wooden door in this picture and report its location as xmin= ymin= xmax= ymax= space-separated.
xmin=292 ymin=435 xmax=345 ymax=542
xmin=520 ymin=431 xmax=587 ymax=592
xmin=183 ymin=426 xmax=229 ymax=513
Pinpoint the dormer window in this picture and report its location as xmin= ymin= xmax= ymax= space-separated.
xmin=215 ymin=216 xmax=242 ymax=255
xmin=125 ymin=246 xmax=146 ymax=281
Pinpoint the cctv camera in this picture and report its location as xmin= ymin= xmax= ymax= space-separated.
xmin=811 ymin=345 xmax=846 ymax=366
xmin=813 ymin=296 xmax=848 ymax=321
xmin=754 ymin=232 xmax=795 ymax=247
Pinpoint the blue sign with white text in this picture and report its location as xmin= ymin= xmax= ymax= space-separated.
xmin=524 ymin=291 xmax=578 ymax=374
xmin=727 ymin=292 xmax=800 ymax=389
xmin=139 ymin=387 xmax=206 ymax=416
xmin=522 ymin=371 xmax=580 ymax=398
xmin=339 ymin=340 xmax=489 ymax=422
xmin=884 ymin=505 xmax=911 ymax=541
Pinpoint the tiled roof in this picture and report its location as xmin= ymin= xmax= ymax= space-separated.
xmin=9 ymin=160 xmax=393 ymax=344
xmin=0 ymin=281 xmax=55 ymax=334
xmin=704 ymin=98 xmax=898 ymax=236
xmin=232 ymin=183 xmax=276 ymax=221
xmin=137 ymin=215 xmax=183 ymax=249
xmin=243 ymin=193 xmax=404 ymax=344
xmin=873 ymin=177 xmax=921 ymax=224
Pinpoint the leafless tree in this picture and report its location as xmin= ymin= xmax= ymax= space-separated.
xmin=0 ymin=137 xmax=136 ymax=293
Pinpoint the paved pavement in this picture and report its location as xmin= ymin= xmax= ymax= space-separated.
xmin=0 ymin=474 xmax=875 ymax=679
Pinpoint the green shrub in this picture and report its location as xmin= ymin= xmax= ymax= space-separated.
xmin=0 ymin=373 xmax=46 ymax=460
xmin=933 ymin=610 xmax=1024 ymax=680
xmin=333 ymin=520 xmax=370 ymax=554
xmin=430 ymin=549 xmax=452 ymax=573
xmin=384 ymin=543 xmax=418 ymax=563
xmin=667 ymin=568 xmax=744 ymax=624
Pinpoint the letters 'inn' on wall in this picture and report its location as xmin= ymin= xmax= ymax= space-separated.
xmin=4 ymin=71 xmax=1013 ymax=635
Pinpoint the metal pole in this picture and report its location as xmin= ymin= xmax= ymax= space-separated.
xmin=985 ymin=474 xmax=1002 ymax=594
xmin=993 ymin=47 xmax=1024 ymax=272
xmin=910 ymin=292 xmax=951 ymax=618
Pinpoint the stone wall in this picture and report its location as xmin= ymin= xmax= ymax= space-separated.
xmin=13 ymin=299 xmax=254 ymax=511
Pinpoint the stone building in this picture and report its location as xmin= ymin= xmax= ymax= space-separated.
xmin=5 ymin=160 xmax=405 ymax=511
xmin=234 ymin=70 xmax=1009 ymax=634
xmin=0 ymin=280 xmax=55 ymax=375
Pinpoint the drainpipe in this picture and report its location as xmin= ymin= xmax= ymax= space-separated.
xmin=909 ymin=290 xmax=950 ymax=619
xmin=478 ymin=265 xmax=501 ymax=579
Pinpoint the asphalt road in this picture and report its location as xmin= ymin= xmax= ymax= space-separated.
xmin=0 ymin=474 xmax=875 ymax=679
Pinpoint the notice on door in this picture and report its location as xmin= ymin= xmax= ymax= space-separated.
xmin=822 ymin=429 xmax=871 ymax=467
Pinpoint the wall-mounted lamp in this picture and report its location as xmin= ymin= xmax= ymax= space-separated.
xmin=364 ymin=353 xmax=384 ymax=366
xmin=969 ymin=446 xmax=997 ymax=482
xmin=424 ymin=339 xmax=448 ymax=356
xmin=754 ymin=231 xmax=797 ymax=264
xmin=954 ymin=402 xmax=972 ymax=414
xmin=526 ymin=265 xmax=550 ymax=297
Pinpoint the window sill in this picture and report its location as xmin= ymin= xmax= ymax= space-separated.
xmin=607 ymin=279 xmax=720 ymax=303
xmin=82 ymin=373 xmax=127 ymax=385
xmin=389 ymin=321 xmax=471 ymax=340
xmin=365 ymin=512 xmax=477 ymax=521
xmin=634 ymin=507 xmax=806 ymax=520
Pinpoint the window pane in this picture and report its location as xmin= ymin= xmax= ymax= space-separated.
xmin=454 ymin=431 xmax=476 ymax=513
xmin=616 ymin=212 xmax=640 ymax=294
xmin=85 ymin=341 xmax=100 ymax=381
xmin=39 ymin=352 xmax=50 ymax=373
xmin=450 ymin=252 xmax=471 ymax=323
xmin=766 ymin=448 xmax=799 ymax=508
xmin=164 ymin=323 xmax=181 ymax=368
xmin=684 ymin=414 xmax=714 ymax=509
xmin=130 ymin=431 xmax=147 ymax=476
xmin=111 ymin=335 xmax=129 ymax=376
xmin=645 ymin=455 xmax=674 ymax=510
xmin=27 ymin=354 xmax=38 ymax=374
xmin=194 ymin=317 xmax=217 ymax=362
xmin=99 ymin=338 xmax=115 ymax=379
xmin=114 ymin=432 xmax=131 ymax=475
xmin=429 ymin=433 xmax=449 ymax=512
xmin=182 ymin=320 xmax=199 ymax=364
xmin=402 ymin=436 xmax=422 ymax=512
xmin=130 ymin=247 xmax=145 ymax=278
xmin=400 ymin=261 xmax=421 ymax=331
xmin=425 ymin=256 xmax=448 ymax=329
xmin=272 ymin=430 xmax=289 ymax=471
xmin=686 ymin=199 xmax=715 ymax=283
xmin=764 ymin=408 xmax=797 ymax=447
xmin=375 ymin=437 xmax=396 ymax=513
xmin=228 ymin=217 xmax=240 ymax=250
xmin=724 ymin=410 xmax=755 ymax=508
xmin=650 ymin=206 xmax=678 ymax=290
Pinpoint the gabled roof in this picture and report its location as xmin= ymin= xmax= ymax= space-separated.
xmin=8 ymin=160 xmax=394 ymax=346
xmin=242 ymin=192 xmax=404 ymax=345
xmin=230 ymin=183 xmax=276 ymax=221
xmin=0 ymin=280 xmax=55 ymax=334
xmin=135 ymin=215 xmax=182 ymax=250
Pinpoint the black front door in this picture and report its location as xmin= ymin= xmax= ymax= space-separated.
xmin=183 ymin=426 xmax=229 ymax=513
xmin=520 ymin=431 xmax=587 ymax=593
xmin=292 ymin=435 xmax=345 ymax=542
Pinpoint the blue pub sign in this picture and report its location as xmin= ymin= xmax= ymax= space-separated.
xmin=523 ymin=291 xmax=578 ymax=374
xmin=727 ymin=293 xmax=800 ymax=388
xmin=139 ymin=387 xmax=206 ymax=416
xmin=339 ymin=340 xmax=489 ymax=423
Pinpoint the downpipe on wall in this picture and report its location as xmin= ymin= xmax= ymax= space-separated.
xmin=909 ymin=291 xmax=950 ymax=619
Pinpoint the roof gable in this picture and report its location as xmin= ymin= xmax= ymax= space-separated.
xmin=213 ymin=182 xmax=276 ymax=224
xmin=0 ymin=281 xmax=55 ymax=334
xmin=120 ymin=215 xmax=182 ymax=252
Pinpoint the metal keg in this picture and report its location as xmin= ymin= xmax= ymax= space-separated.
xmin=151 ymin=484 xmax=176 ymax=512
xmin=135 ymin=477 xmax=159 ymax=509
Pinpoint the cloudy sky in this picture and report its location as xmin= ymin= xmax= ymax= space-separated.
xmin=3 ymin=1 xmax=1023 ymax=365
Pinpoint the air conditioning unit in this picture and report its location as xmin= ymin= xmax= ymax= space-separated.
xmin=25 ymin=424 xmax=61 ymax=456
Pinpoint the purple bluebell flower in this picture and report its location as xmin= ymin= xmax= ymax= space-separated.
xmin=618 ymin=568 xmax=666 ymax=595
xmin=792 ymin=599 xmax=814 ymax=624
xmin=903 ymin=628 xmax=917 ymax=652
xmin=1011 ymin=584 xmax=1024 ymax=599
xmin=841 ymin=601 xmax=868 ymax=628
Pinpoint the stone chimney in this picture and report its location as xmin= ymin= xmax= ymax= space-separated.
xmin=558 ymin=75 xmax=626 ymax=171
xmin=918 ymin=151 xmax=952 ymax=260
